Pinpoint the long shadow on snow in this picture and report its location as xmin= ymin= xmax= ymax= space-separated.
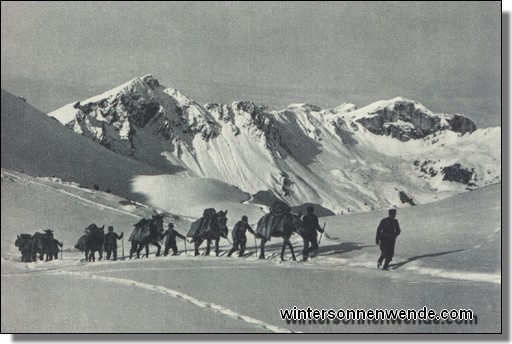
xmin=388 ymin=249 xmax=465 ymax=270
xmin=261 ymin=241 xmax=372 ymax=256
xmin=316 ymin=242 xmax=373 ymax=256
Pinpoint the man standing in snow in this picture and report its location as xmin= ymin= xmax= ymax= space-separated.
xmin=228 ymin=215 xmax=256 ymax=257
xmin=49 ymin=238 xmax=63 ymax=260
xmin=104 ymin=226 xmax=123 ymax=261
xmin=163 ymin=223 xmax=186 ymax=256
xmin=375 ymin=209 xmax=401 ymax=270
xmin=302 ymin=206 xmax=324 ymax=261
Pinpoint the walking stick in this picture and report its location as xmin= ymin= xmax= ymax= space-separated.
xmin=318 ymin=223 xmax=326 ymax=246
xmin=121 ymin=236 xmax=125 ymax=260
xmin=314 ymin=223 xmax=326 ymax=257
xmin=184 ymin=238 xmax=187 ymax=255
xmin=60 ymin=242 xmax=63 ymax=260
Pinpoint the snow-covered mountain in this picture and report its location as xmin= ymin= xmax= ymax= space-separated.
xmin=49 ymin=75 xmax=501 ymax=213
xmin=2 ymin=82 xmax=502 ymax=334
xmin=1 ymin=89 xmax=264 ymax=222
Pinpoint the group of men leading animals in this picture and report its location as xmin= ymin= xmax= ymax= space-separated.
xmin=102 ymin=207 xmax=401 ymax=268
xmin=228 ymin=206 xmax=401 ymax=266
xmin=228 ymin=206 xmax=324 ymax=261
xmin=102 ymin=223 xmax=186 ymax=260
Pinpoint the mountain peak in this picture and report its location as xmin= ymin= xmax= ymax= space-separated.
xmin=389 ymin=96 xmax=414 ymax=103
xmin=357 ymin=97 xmax=431 ymax=116
xmin=349 ymin=96 xmax=476 ymax=140
xmin=330 ymin=102 xmax=357 ymax=114
xmin=141 ymin=74 xmax=160 ymax=89
xmin=286 ymin=103 xmax=322 ymax=112
xmin=41 ymin=75 xmax=499 ymax=214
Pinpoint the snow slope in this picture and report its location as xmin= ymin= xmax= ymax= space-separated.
xmin=319 ymin=184 xmax=501 ymax=280
xmin=1 ymin=88 xmax=161 ymax=199
xmin=2 ymin=79 xmax=501 ymax=333
xmin=0 ymin=168 xmax=501 ymax=333
xmin=1 ymin=90 xmax=262 ymax=222
xmin=49 ymin=76 xmax=501 ymax=214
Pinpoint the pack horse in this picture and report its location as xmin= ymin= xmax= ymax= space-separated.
xmin=74 ymin=224 xmax=105 ymax=262
xmin=255 ymin=201 xmax=304 ymax=261
xmin=187 ymin=209 xmax=229 ymax=256
xmin=128 ymin=213 xmax=165 ymax=259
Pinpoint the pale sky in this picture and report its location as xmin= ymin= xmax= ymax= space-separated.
xmin=1 ymin=1 xmax=501 ymax=127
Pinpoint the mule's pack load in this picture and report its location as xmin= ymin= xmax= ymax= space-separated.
xmin=75 ymin=224 xmax=102 ymax=251
xmin=15 ymin=234 xmax=32 ymax=250
xmin=128 ymin=214 xmax=165 ymax=259
xmin=187 ymin=218 xmax=202 ymax=238
xmin=75 ymin=235 xmax=87 ymax=251
xmin=31 ymin=232 xmax=45 ymax=251
xmin=256 ymin=201 xmax=291 ymax=240
xmin=90 ymin=226 xmax=104 ymax=242
xmin=129 ymin=218 xmax=151 ymax=242
xmin=187 ymin=208 xmax=218 ymax=238
xmin=15 ymin=233 xmax=34 ymax=262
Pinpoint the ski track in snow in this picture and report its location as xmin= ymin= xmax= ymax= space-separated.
xmin=338 ymin=261 xmax=501 ymax=285
xmin=48 ymin=265 xmax=264 ymax=275
xmin=53 ymin=270 xmax=298 ymax=333
xmin=4 ymin=260 xmax=498 ymax=286
xmin=4 ymin=242 xmax=500 ymax=286
xmin=5 ymin=169 xmax=201 ymax=223
xmin=274 ymin=258 xmax=501 ymax=285
xmin=4 ymin=170 xmax=141 ymax=219
xmin=47 ymin=255 xmax=504 ymax=285
xmin=398 ymin=266 xmax=500 ymax=284
xmin=2 ymin=169 xmax=500 ymax=286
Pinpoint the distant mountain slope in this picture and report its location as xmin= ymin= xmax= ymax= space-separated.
xmin=1 ymin=89 xmax=261 ymax=219
xmin=49 ymin=76 xmax=501 ymax=213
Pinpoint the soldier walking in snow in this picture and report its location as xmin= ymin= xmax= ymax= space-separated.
xmin=49 ymin=238 xmax=63 ymax=260
xmin=163 ymin=223 xmax=186 ymax=256
xmin=375 ymin=209 xmax=401 ymax=270
xmin=301 ymin=206 xmax=324 ymax=261
xmin=104 ymin=226 xmax=123 ymax=261
xmin=228 ymin=215 xmax=256 ymax=257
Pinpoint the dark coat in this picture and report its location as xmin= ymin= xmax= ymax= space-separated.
xmin=49 ymin=239 xmax=62 ymax=253
xmin=163 ymin=229 xmax=186 ymax=246
xmin=302 ymin=213 xmax=323 ymax=239
xmin=231 ymin=221 xmax=255 ymax=240
xmin=375 ymin=217 xmax=401 ymax=244
xmin=105 ymin=232 xmax=123 ymax=250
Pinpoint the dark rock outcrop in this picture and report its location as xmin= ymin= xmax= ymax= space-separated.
xmin=445 ymin=114 xmax=477 ymax=134
xmin=331 ymin=118 xmax=358 ymax=146
xmin=442 ymin=163 xmax=474 ymax=184
xmin=399 ymin=191 xmax=416 ymax=206
xmin=356 ymin=99 xmax=476 ymax=141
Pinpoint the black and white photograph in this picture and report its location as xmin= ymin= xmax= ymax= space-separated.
xmin=0 ymin=1 xmax=504 ymax=336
